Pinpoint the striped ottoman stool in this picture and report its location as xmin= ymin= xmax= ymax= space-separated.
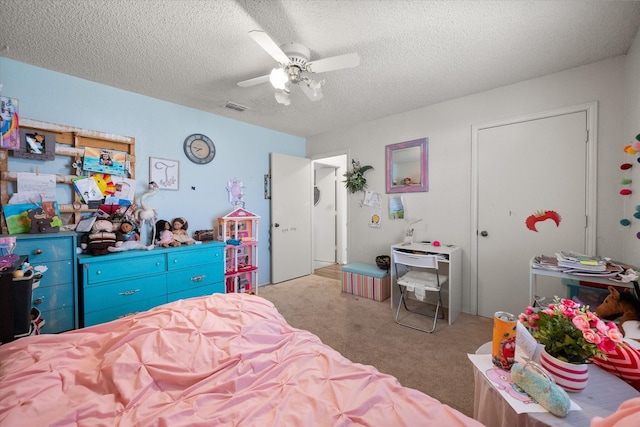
xmin=341 ymin=263 xmax=390 ymax=302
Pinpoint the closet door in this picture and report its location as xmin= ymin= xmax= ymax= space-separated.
xmin=476 ymin=109 xmax=591 ymax=318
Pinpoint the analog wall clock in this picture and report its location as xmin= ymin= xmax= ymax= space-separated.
xmin=183 ymin=133 xmax=216 ymax=164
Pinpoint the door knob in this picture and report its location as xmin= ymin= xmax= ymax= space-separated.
xmin=274 ymin=223 xmax=280 ymax=228
xmin=480 ymin=230 xmax=488 ymax=237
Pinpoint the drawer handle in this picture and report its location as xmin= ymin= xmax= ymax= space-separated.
xmin=191 ymin=275 xmax=206 ymax=282
xmin=33 ymin=249 xmax=42 ymax=255
xmin=173 ymin=259 xmax=178 ymax=263
xmin=33 ymin=297 xmax=44 ymax=305
xmin=96 ymin=270 xmax=102 ymax=275
xmin=156 ymin=262 xmax=160 ymax=266
xmin=119 ymin=289 xmax=140 ymax=296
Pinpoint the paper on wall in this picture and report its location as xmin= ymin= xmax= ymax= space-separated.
xmin=16 ymin=172 xmax=56 ymax=201
xmin=363 ymin=191 xmax=382 ymax=208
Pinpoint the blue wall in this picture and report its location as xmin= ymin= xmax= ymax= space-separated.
xmin=0 ymin=58 xmax=306 ymax=285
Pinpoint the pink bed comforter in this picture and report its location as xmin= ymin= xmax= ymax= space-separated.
xmin=0 ymin=294 xmax=481 ymax=426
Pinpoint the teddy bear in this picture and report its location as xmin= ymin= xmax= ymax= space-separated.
xmin=80 ymin=218 xmax=123 ymax=255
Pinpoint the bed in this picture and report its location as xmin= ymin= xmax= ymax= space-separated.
xmin=0 ymin=293 xmax=481 ymax=426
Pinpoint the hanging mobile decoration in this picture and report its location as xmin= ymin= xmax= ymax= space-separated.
xmin=619 ymin=133 xmax=640 ymax=236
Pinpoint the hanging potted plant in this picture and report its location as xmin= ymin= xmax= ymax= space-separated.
xmin=343 ymin=159 xmax=373 ymax=194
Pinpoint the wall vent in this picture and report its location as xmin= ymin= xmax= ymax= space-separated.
xmin=225 ymin=102 xmax=249 ymax=112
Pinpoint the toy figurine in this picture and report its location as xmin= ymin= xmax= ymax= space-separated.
xmin=172 ymin=217 xmax=195 ymax=245
xmin=155 ymin=219 xmax=181 ymax=247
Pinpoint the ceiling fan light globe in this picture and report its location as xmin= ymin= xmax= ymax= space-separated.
xmin=274 ymin=90 xmax=291 ymax=106
xmin=270 ymin=68 xmax=288 ymax=90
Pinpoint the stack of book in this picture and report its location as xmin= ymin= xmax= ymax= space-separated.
xmin=556 ymin=251 xmax=607 ymax=273
xmin=532 ymin=252 xmax=623 ymax=277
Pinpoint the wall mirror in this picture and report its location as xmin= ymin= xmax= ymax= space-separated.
xmin=385 ymin=137 xmax=428 ymax=193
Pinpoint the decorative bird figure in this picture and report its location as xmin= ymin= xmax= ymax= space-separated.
xmin=135 ymin=181 xmax=159 ymax=246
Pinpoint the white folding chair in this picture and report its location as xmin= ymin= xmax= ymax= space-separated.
xmin=393 ymin=249 xmax=448 ymax=333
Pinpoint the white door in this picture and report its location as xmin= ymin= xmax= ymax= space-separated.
xmin=314 ymin=165 xmax=337 ymax=265
xmin=270 ymin=153 xmax=312 ymax=283
xmin=474 ymin=106 xmax=596 ymax=318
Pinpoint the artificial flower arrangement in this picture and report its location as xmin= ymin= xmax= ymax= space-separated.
xmin=519 ymin=297 xmax=624 ymax=364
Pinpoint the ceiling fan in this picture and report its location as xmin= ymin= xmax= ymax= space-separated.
xmin=237 ymin=30 xmax=360 ymax=106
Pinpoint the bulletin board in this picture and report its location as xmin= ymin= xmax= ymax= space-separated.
xmin=0 ymin=118 xmax=136 ymax=233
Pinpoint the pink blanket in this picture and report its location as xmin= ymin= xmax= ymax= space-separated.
xmin=0 ymin=294 xmax=481 ymax=426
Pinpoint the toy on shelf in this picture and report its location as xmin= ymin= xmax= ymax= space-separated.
xmin=217 ymin=208 xmax=259 ymax=294
xmin=172 ymin=217 xmax=195 ymax=245
xmin=155 ymin=219 xmax=181 ymax=248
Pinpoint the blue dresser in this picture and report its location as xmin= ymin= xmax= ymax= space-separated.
xmin=78 ymin=242 xmax=224 ymax=327
xmin=14 ymin=232 xmax=78 ymax=333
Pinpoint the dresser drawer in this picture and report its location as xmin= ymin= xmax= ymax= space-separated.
xmin=166 ymin=264 xmax=219 ymax=294
xmin=84 ymin=296 xmax=167 ymax=327
xmin=32 ymin=283 xmax=74 ymax=312
xmin=83 ymin=254 xmax=166 ymax=285
xmin=33 ymin=259 xmax=73 ymax=288
xmin=16 ymin=236 xmax=74 ymax=263
xmin=83 ymin=275 xmax=166 ymax=313
xmin=40 ymin=306 xmax=75 ymax=334
xmin=169 ymin=282 xmax=225 ymax=301
xmin=167 ymin=246 xmax=222 ymax=271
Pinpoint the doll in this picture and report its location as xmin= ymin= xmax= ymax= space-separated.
xmin=108 ymin=220 xmax=153 ymax=252
xmin=118 ymin=220 xmax=140 ymax=242
xmin=155 ymin=219 xmax=181 ymax=247
xmin=172 ymin=217 xmax=195 ymax=245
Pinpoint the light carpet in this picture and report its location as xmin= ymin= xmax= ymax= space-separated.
xmin=258 ymin=273 xmax=493 ymax=418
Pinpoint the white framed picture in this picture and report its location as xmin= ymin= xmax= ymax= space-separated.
xmin=149 ymin=157 xmax=179 ymax=190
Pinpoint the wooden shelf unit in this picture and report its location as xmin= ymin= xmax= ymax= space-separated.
xmin=0 ymin=118 xmax=135 ymax=232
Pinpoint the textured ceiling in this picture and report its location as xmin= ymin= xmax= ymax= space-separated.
xmin=1 ymin=1 xmax=640 ymax=138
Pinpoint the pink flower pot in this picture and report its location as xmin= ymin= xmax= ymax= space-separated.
xmin=540 ymin=347 xmax=588 ymax=392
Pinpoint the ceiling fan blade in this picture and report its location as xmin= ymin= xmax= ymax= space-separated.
xmin=307 ymin=52 xmax=360 ymax=73
xmin=237 ymin=74 xmax=270 ymax=87
xmin=249 ymin=30 xmax=290 ymax=65
xmin=299 ymin=81 xmax=324 ymax=101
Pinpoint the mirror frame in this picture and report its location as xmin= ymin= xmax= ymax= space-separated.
xmin=385 ymin=137 xmax=428 ymax=193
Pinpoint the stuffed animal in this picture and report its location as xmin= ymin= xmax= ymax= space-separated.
xmin=596 ymin=286 xmax=640 ymax=338
xmin=81 ymin=218 xmax=123 ymax=255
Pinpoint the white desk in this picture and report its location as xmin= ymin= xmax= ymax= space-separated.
xmin=390 ymin=242 xmax=462 ymax=325
xmin=529 ymin=257 xmax=639 ymax=306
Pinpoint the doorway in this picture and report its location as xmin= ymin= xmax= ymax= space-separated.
xmin=312 ymin=153 xmax=348 ymax=270
xmin=471 ymin=103 xmax=597 ymax=318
